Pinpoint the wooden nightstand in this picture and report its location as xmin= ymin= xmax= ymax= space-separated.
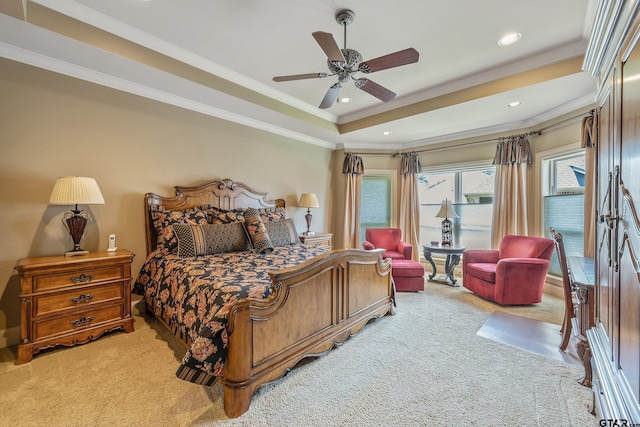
xmin=15 ymin=250 xmax=135 ymax=364
xmin=299 ymin=233 xmax=333 ymax=249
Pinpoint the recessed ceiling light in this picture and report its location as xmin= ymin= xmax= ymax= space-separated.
xmin=383 ymin=131 xmax=391 ymax=136
xmin=339 ymin=97 xmax=351 ymax=103
xmin=507 ymin=101 xmax=522 ymax=107
xmin=498 ymin=33 xmax=521 ymax=46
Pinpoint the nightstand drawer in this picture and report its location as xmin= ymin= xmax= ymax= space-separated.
xmin=32 ymin=265 xmax=126 ymax=292
xmin=307 ymin=238 xmax=330 ymax=247
xmin=299 ymin=233 xmax=333 ymax=249
xmin=34 ymin=303 xmax=124 ymax=341
xmin=34 ymin=282 xmax=125 ymax=316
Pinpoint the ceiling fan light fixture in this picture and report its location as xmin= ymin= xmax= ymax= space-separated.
xmin=272 ymin=9 xmax=419 ymax=109
xmin=498 ymin=33 xmax=521 ymax=46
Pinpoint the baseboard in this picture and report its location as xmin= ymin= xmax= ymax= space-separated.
xmin=0 ymin=326 xmax=20 ymax=349
xmin=544 ymin=275 xmax=564 ymax=299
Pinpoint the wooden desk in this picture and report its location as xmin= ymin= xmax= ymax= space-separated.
xmin=567 ymin=256 xmax=595 ymax=387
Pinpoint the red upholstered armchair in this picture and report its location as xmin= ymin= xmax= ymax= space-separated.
xmin=362 ymin=228 xmax=412 ymax=260
xmin=462 ymin=235 xmax=555 ymax=305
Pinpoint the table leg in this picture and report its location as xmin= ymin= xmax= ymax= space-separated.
xmin=445 ymin=254 xmax=462 ymax=286
xmin=424 ymin=251 xmax=437 ymax=280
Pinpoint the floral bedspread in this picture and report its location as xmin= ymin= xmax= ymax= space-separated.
xmin=133 ymin=244 xmax=328 ymax=386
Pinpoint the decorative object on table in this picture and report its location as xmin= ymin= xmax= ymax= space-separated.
xmin=49 ymin=176 xmax=105 ymax=256
xmin=435 ymin=199 xmax=458 ymax=246
xmin=298 ymin=193 xmax=320 ymax=235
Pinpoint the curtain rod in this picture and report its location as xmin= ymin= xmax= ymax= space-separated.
xmin=346 ymin=108 xmax=595 ymax=157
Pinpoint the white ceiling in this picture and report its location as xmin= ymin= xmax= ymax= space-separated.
xmin=1 ymin=0 xmax=600 ymax=150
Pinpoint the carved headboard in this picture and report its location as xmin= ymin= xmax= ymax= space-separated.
xmin=144 ymin=178 xmax=285 ymax=254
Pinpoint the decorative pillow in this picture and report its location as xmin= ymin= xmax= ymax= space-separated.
xmin=264 ymin=218 xmax=300 ymax=247
xmin=151 ymin=206 xmax=208 ymax=253
xmin=205 ymin=206 xmax=284 ymax=224
xmin=206 ymin=206 xmax=245 ymax=224
xmin=242 ymin=207 xmax=274 ymax=254
xmin=255 ymin=206 xmax=286 ymax=222
xmin=172 ymin=222 xmax=249 ymax=256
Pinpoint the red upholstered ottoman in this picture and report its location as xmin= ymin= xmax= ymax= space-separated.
xmin=391 ymin=259 xmax=425 ymax=292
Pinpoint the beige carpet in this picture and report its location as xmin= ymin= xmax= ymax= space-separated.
xmin=0 ymin=282 xmax=595 ymax=426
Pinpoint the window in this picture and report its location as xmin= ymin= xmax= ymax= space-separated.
xmin=419 ymin=163 xmax=495 ymax=250
xmin=359 ymin=172 xmax=395 ymax=243
xmin=542 ymin=150 xmax=585 ymax=275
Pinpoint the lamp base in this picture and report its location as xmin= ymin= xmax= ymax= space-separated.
xmin=65 ymin=249 xmax=89 ymax=258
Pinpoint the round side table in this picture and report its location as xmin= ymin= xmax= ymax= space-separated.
xmin=422 ymin=245 xmax=466 ymax=286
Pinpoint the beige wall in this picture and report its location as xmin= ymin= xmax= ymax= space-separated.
xmin=0 ymin=59 xmax=332 ymax=346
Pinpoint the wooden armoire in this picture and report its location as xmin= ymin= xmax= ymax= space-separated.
xmin=584 ymin=0 xmax=640 ymax=422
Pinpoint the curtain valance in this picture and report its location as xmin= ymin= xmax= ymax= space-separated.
xmin=343 ymin=153 xmax=365 ymax=174
xmin=581 ymin=114 xmax=597 ymax=148
xmin=400 ymin=152 xmax=422 ymax=175
xmin=492 ymin=135 xmax=532 ymax=165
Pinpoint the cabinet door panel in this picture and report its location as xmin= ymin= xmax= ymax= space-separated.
xmin=597 ymin=74 xmax=614 ymax=349
xmin=618 ymin=42 xmax=640 ymax=404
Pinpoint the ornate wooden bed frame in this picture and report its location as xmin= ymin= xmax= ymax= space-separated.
xmin=143 ymin=178 xmax=395 ymax=418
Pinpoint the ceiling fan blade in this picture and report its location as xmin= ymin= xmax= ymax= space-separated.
xmin=273 ymin=73 xmax=329 ymax=82
xmin=319 ymin=83 xmax=341 ymax=109
xmin=312 ymin=31 xmax=346 ymax=63
xmin=355 ymin=78 xmax=396 ymax=102
xmin=358 ymin=48 xmax=419 ymax=73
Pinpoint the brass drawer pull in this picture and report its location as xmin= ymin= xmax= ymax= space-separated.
xmin=70 ymin=273 xmax=94 ymax=284
xmin=70 ymin=294 xmax=94 ymax=304
xmin=70 ymin=316 xmax=94 ymax=327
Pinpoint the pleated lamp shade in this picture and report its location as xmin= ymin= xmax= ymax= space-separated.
xmin=298 ymin=193 xmax=320 ymax=209
xmin=435 ymin=199 xmax=458 ymax=219
xmin=49 ymin=177 xmax=105 ymax=206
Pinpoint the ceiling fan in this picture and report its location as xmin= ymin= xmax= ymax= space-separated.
xmin=272 ymin=9 xmax=419 ymax=109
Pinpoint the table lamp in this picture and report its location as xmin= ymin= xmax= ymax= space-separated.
xmin=49 ymin=176 xmax=105 ymax=256
xmin=435 ymin=199 xmax=458 ymax=246
xmin=298 ymin=193 xmax=319 ymax=236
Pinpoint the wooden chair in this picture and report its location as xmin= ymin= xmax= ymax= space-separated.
xmin=549 ymin=227 xmax=576 ymax=351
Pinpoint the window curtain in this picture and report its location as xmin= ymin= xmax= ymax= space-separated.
xmin=491 ymin=135 xmax=531 ymax=248
xmin=399 ymin=152 xmax=422 ymax=261
xmin=343 ymin=153 xmax=364 ymax=248
xmin=582 ymin=112 xmax=598 ymax=258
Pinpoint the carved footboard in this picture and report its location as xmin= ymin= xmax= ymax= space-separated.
xmin=222 ymin=248 xmax=394 ymax=418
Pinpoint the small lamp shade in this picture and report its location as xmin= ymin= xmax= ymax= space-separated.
xmin=435 ymin=199 xmax=458 ymax=219
xmin=299 ymin=193 xmax=320 ymax=235
xmin=298 ymin=193 xmax=320 ymax=209
xmin=49 ymin=177 xmax=105 ymax=256
xmin=435 ymin=199 xmax=458 ymax=246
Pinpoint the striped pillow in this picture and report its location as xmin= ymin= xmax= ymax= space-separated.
xmin=172 ymin=222 xmax=249 ymax=257
xmin=242 ymin=207 xmax=274 ymax=254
